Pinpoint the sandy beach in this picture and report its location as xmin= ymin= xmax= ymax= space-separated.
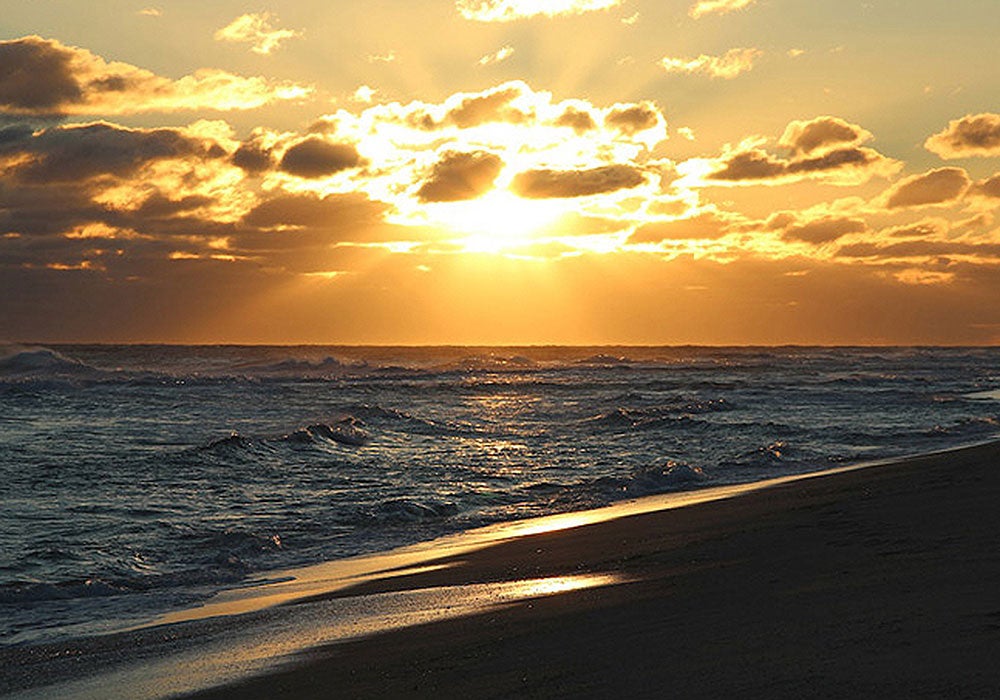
xmin=5 ymin=441 xmax=1000 ymax=699
xmin=174 ymin=441 xmax=1000 ymax=699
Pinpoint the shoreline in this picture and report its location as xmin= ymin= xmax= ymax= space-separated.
xmin=4 ymin=439 xmax=1000 ymax=698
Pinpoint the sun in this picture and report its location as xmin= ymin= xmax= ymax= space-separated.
xmin=420 ymin=190 xmax=568 ymax=252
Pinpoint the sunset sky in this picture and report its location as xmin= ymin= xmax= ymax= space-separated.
xmin=3 ymin=0 xmax=1000 ymax=344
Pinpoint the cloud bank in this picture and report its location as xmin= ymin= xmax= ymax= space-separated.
xmin=0 ymin=36 xmax=310 ymax=116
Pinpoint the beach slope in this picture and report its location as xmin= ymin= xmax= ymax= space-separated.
xmin=190 ymin=441 xmax=1000 ymax=699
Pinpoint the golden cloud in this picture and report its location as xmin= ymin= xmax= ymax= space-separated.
xmin=688 ymin=0 xmax=757 ymax=20
xmin=660 ymin=48 xmax=762 ymax=79
xmin=279 ymin=138 xmax=364 ymax=179
xmin=457 ymin=0 xmax=622 ymax=22
xmin=883 ymin=167 xmax=971 ymax=209
xmin=778 ymin=116 xmax=873 ymax=156
xmin=971 ymin=173 xmax=1000 ymax=199
xmin=214 ymin=12 xmax=302 ymax=55
xmin=0 ymin=36 xmax=311 ymax=116
xmin=781 ymin=216 xmax=867 ymax=245
xmin=510 ymin=165 xmax=646 ymax=199
xmin=698 ymin=142 xmax=897 ymax=186
xmin=925 ymin=113 xmax=1000 ymax=159
xmin=417 ymin=151 xmax=504 ymax=202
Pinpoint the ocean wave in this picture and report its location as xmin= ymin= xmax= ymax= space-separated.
xmin=351 ymin=498 xmax=460 ymax=525
xmin=541 ymin=461 xmax=712 ymax=509
xmin=198 ymin=417 xmax=372 ymax=456
xmin=0 ymin=578 xmax=127 ymax=605
xmin=584 ymin=399 xmax=729 ymax=430
xmin=0 ymin=347 xmax=109 ymax=385
xmin=231 ymin=355 xmax=370 ymax=377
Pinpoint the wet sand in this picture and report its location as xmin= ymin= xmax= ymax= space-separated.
xmin=186 ymin=441 xmax=1000 ymax=699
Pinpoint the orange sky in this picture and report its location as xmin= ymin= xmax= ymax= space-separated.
xmin=2 ymin=1 xmax=1000 ymax=344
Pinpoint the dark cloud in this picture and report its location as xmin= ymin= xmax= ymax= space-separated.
xmin=416 ymin=150 xmax=503 ymax=202
xmin=836 ymin=239 xmax=1000 ymax=260
xmin=709 ymin=146 xmax=889 ymax=183
xmin=604 ymin=103 xmax=662 ymax=135
xmin=279 ymin=138 xmax=362 ymax=178
xmin=782 ymin=217 xmax=866 ymax=244
xmin=629 ymin=212 xmax=731 ymax=243
xmin=881 ymin=220 xmax=946 ymax=239
xmin=971 ymin=173 xmax=1000 ymax=199
xmin=242 ymin=192 xmax=385 ymax=232
xmin=555 ymin=107 xmax=597 ymax=133
xmin=0 ymin=35 xmax=308 ymax=117
xmin=778 ymin=116 xmax=871 ymax=156
xmin=1 ymin=122 xmax=218 ymax=183
xmin=232 ymin=140 xmax=273 ymax=173
xmin=884 ymin=167 xmax=970 ymax=209
xmin=0 ymin=36 xmax=81 ymax=113
xmin=925 ymin=113 xmax=1000 ymax=159
xmin=445 ymin=84 xmax=531 ymax=128
xmin=511 ymin=165 xmax=645 ymax=199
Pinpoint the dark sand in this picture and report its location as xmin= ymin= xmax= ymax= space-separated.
xmin=186 ymin=442 xmax=1000 ymax=699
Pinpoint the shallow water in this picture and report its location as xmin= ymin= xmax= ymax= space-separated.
xmin=2 ymin=344 xmax=999 ymax=645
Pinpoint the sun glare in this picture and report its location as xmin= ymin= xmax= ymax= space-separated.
xmin=421 ymin=190 xmax=568 ymax=251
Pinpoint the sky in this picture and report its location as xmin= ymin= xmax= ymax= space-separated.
xmin=2 ymin=0 xmax=1000 ymax=345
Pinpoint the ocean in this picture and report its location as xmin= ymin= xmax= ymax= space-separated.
xmin=2 ymin=344 xmax=999 ymax=648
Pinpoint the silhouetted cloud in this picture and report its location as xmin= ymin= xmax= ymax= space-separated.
xmin=0 ymin=36 xmax=310 ymax=116
xmin=242 ymin=192 xmax=385 ymax=232
xmin=971 ymin=173 xmax=1000 ymax=199
xmin=0 ymin=121 xmax=222 ymax=183
xmin=660 ymin=48 xmax=761 ymax=79
xmin=925 ymin=113 xmax=1000 ymax=158
xmin=279 ymin=138 xmax=362 ymax=178
xmin=417 ymin=151 xmax=504 ymax=202
xmin=556 ymin=106 xmax=597 ymax=133
xmin=782 ymin=216 xmax=867 ymax=244
xmin=445 ymin=83 xmax=533 ymax=127
xmin=707 ymin=145 xmax=893 ymax=184
xmin=511 ymin=164 xmax=646 ymax=198
xmin=884 ymin=167 xmax=971 ymax=209
xmin=604 ymin=103 xmax=663 ymax=135
xmin=778 ymin=116 xmax=873 ymax=156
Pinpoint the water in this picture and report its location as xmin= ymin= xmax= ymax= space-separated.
xmin=2 ymin=344 xmax=999 ymax=647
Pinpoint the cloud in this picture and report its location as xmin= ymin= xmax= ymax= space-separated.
xmin=416 ymin=151 xmax=504 ymax=202
xmin=457 ymin=0 xmax=622 ymax=22
xmin=479 ymin=46 xmax=515 ymax=66
xmin=971 ymin=173 xmax=1000 ymax=199
xmin=139 ymin=8 xmax=162 ymax=17
xmin=0 ymin=121 xmax=224 ymax=184
xmin=279 ymin=138 xmax=363 ymax=178
xmin=782 ymin=216 xmax=867 ymax=244
xmin=511 ymin=164 xmax=646 ymax=198
xmin=351 ymin=85 xmax=377 ymax=104
xmin=214 ymin=12 xmax=302 ymax=55
xmin=925 ymin=113 xmax=1000 ymax=159
xmin=705 ymin=144 xmax=896 ymax=185
xmin=778 ymin=116 xmax=873 ymax=156
xmin=242 ymin=192 xmax=385 ymax=233
xmin=688 ymin=0 xmax=757 ymax=19
xmin=0 ymin=36 xmax=311 ymax=116
xmin=629 ymin=211 xmax=733 ymax=243
xmin=660 ymin=48 xmax=761 ymax=79
xmin=231 ymin=131 xmax=277 ymax=173
xmin=883 ymin=167 xmax=971 ymax=209
xmin=605 ymin=102 xmax=663 ymax=135
xmin=555 ymin=106 xmax=597 ymax=133
xmin=443 ymin=83 xmax=533 ymax=127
